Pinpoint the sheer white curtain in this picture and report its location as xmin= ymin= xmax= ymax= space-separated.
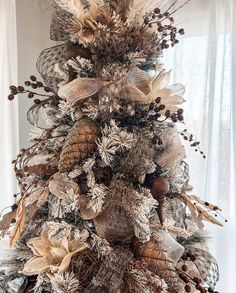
xmin=0 ymin=0 xmax=19 ymax=212
xmin=164 ymin=0 xmax=235 ymax=291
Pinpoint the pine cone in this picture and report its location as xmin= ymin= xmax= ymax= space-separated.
xmin=133 ymin=239 xmax=180 ymax=293
xmin=59 ymin=118 xmax=100 ymax=172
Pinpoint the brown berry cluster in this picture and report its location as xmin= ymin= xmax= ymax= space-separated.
xmin=142 ymin=6 xmax=185 ymax=50
xmin=148 ymin=97 xmax=184 ymax=123
xmin=180 ymin=129 xmax=206 ymax=158
xmin=8 ymin=75 xmax=53 ymax=104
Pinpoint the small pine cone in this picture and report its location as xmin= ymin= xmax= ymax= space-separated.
xmin=59 ymin=118 xmax=100 ymax=173
xmin=133 ymin=239 xmax=180 ymax=293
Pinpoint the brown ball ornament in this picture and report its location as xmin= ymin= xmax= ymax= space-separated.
xmin=150 ymin=176 xmax=170 ymax=225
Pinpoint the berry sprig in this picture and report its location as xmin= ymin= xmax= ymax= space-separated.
xmin=141 ymin=5 xmax=186 ymax=50
xmin=148 ymin=98 xmax=184 ymax=146
xmin=180 ymin=129 xmax=206 ymax=158
xmin=11 ymin=127 xmax=65 ymax=201
xmin=147 ymin=97 xmax=185 ymax=123
xmin=8 ymin=75 xmax=53 ymax=104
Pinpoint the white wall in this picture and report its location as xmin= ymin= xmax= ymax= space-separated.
xmin=16 ymin=0 xmax=53 ymax=147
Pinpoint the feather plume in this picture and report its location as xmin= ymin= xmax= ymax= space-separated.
xmin=113 ymin=0 xmax=133 ymax=21
xmin=9 ymin=200 xmax=26 ymax=246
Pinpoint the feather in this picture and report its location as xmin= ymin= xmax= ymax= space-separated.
xmin=114 ymin=0 xmax=133 ymax=21
xmin=86 ymin=0 xmax=102 ymax=19
xmin=9 ymin=200 xmax=26 ymax=246
xmin=98 ymin=4 xmax=113 ymax=24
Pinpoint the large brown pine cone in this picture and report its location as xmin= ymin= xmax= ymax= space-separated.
xmin=59 ymin=118 xmax=100 ymax=173
xmin=133 ymin=239 xmax=180 ymax=293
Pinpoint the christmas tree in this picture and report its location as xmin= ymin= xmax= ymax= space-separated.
xmin=0 ymin=1 xmax=224 ymax=292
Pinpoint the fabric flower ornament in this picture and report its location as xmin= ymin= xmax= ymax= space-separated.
xmin=22 ymin=222 xmax=89 ymax=276
xmin=146 ymin=65 xmax=186 ymax=112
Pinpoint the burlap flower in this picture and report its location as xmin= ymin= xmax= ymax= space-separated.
xmin=22 ymin=222 xmax=89 ymax=276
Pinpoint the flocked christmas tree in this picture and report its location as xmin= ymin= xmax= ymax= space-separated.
xmin=0 ymin=0 xmax=225 ymax=292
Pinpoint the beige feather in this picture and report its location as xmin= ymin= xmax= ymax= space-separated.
xmin=114 ymin=0 xmax=133 ymax=21
xmin=98 ymin=4 xmax=113 ymax=24
xmin=86 ymin=0 xmax=102 ymax=19
xmin=9 ymin=199 xmax=26 ymax=246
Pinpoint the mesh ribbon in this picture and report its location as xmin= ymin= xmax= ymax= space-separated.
xmin=50 ymin=8 xmax=72 ymax=41
xmin=188 ymin=247 xmax=220 ymax=288
xmin=36 ymin=43 xmax=70 ymax=92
